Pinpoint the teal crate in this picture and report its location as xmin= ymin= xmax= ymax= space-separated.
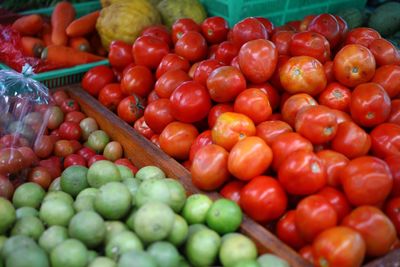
xmin=200 ymin=0 xmax=367 ymax=27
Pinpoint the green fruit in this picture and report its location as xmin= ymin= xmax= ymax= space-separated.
xmin=117 ymin=165 xmax=134 ymax=180
xmin=87 ymin=160 xmax=121 ymax=188
xmin=87 ymin=250 xmax=98 ymax=264
xmin=206 ymin=199 xmax=242 ymax=234
xmin=336 ymin=8 xmax=365 ymax=29
xmin=182 ymin=194 xmax=212 ymax=224
xmin=87 ymin=130 xmax=109 ymax=152
xmin=0 ymin=236 xmax=6 ymax=252
xmin=117 ymin=251 xmax=157 ymax=267
xmin=187 ymin=224 xmax=207 ymax=241
xmin=48 ymin=177 xmax=61 ymax=191
xmin=147 ymin=241 xmax=180 ymax=267
xmin=5 ymin=246 xmax=49 ymax=267
xmin=89 ymin=257 xmax=116 ymax=267
xmin=61 ymin=166 xmax=89 ymax=197
xmin=234 ymin=259 xmax=261 ymax=267
xmin=38 ymin=226 xmax=68 ymax=253
xmin=257 ymin=254 xmax=289 ymax=267
xmin=2 ymin=235 xmax=37 ymax=258
xmin=219 ymin=233 xmax=257 ymax=267
xmin=368 ymin=1 xmax=400 ymax=37
xmin=16 ymin=207 xmax=38 ymax=219
xmin=43 ymin=191 xmax=74 ymax=206
xmin=135 ymin=166 xmax=165 ymax=181
xmin=0 ymin=198 xmax=16 ymax=235
xmin=12 ymin=183 xmax=45 ymax=209
xmin=122 ymin=178 xmax=140 ymax=206
xmin=156 ymin=0 xmax=207 ymax=28
xmin=68 ymin=211 xmax=106 ymax=248
xmin=11 ymin=216 xmax=44 ymax=241
xmin=39 ymin=199 xmax=75 ymax=227
xmin=74 ymin=196 xmax=96 ymax=212
xmin=185 ymin=228 xmax=221 ymax=267
xmin=166 ymin=214 xmax=188 ymax=246
xmin=50 ymin=239 xmax=88 ymax=267
xmin=95 ymin=182 xmax=131 ymax=220
xmin=105 ymin=221 xmax=128 ymax=244
xmin=105 ymin=231 xmax=143 ymax=261
xmin=76 ymin=188 xmax=99 ymax=199
xmin=125 ymin=209 xmax=137 ymax=231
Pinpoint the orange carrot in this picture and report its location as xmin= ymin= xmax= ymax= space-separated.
xmin=41 ymin=45 xmax=105 ymax=67
xmin=40 ymin=23 xmax=53 ymax=46
xmin=21 ymin=37 xmax=45 ymax=57
xmin=12 ymin=14 xmax=43 ymax=36
xmin=66 ymin=11 xmax=100 ymax=37
xmin=69 ymin=37 xmax=91 ymax=52
xmin=51 ymin=1 xmax=76 ymax=46
xmin=90 ymin=32 xmax=107 ymax=56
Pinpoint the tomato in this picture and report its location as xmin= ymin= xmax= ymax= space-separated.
xmin=207 ymin=104 xmax=234 ymax=129
xmin=191 ymin=144 xmax=229 ymax=191
xmin=307 ymin=14 xmax=340 ymax=48
xmin=201 ymin=16 xmax=229 ymax=44
xmin=278 ymin=150 xmax=327 ymax=195
xmin=280 ymin=56 xmax=327 ymax=96
xmin=77 ymin=147 xmax=96 ymax=162
xmin=345 ymin=27 xmax=381 ymax=47
xmin=87 ymin=154 xmax=107 ymax=167
xmin=281 ymin=93 xmax=318 ymax=127
xmin=159 ymin=121 xmax=198 ymax=160
xmin=323 ymin=61 xmax=335 ymax=84
xmin=59 ymin=121 xmax=81 ymax=140
xmin=174 ymin=31 xmax=208 ymax=62
xmin=154 ymin=70 xmax=190 ymax=99
xmin=144 ymin=98 xmax=174 ymax=134
xmin=230 ymin=55 xmax=240 ymax=69
xmin=235 ymin=88 xmax=272 ymax=124
xmin=108 ymin=40 xmax=133 ymax=69
xmin=70 ymin=140 xmax=82 ymax=153
xmin=255 ymin=17 xmax=274 ymax=36
xmin=207 ymin=66 xmax=247 ymax=103
xmin=79 ymin=117 xmax=98 ymax=140
xmin=64 ymin=154 xmax=86 ymax=168
xmin=17 ymin=146 xmax=38 ymax=168
xmin=64 ymin=111 xmax=86 ymax=124
xmin=189 ymin=130 xmax=213 ymax=162
xmin=193 ymin=60 xmax=223 ymax=87
xmin=271 ymin=31 xmax=294 ymax=56
xmin=372 ymin=64 xmax=400 ymax=99
xmin=286 ymin=20 xmax=301 ymax=31
xmin=114 ymin=158 xmax=139 ymax=175
xmin=147 ymin=89 xmax=160 ymax=104
xmin=170 ymin=81 xmax=212 ymax=123
xmin=276 ymin=210 xmax=306 ymax=250
xmin=289 ymin=31 xmax=331 ymax=63
xmin=150 ymin=134 xmax=160 ymax=147
xmin=132 ymin=35 xmax=169 ymax=69
xmin=370 ymin=123 xmax=400 ymax=159
xmin=28 ymin=166 xmax=52 ymax=189
xmin=81 ymin=65 xmax=115 ymax=96
xmin=132 ymin=116 xmax=154 ymax=139
xmin=299 ymin=246 xmax=314 ymax=264
xmin=33 ymin=135 xmax=54 ymax=159
xmin=117 ymin=95 xmax=145 ymax=124
xmin=334 ymin=15 xmax=349 ymax=41
xmin=385 ymin=197 xmax=400 ymax=237
xmin=103 ymin=141 xmax=122 ymax=161
xmin=342 ymin=206 xmax=396 ymax=257
xmin=60 ymin=99 xmax=80 ymax=113
xmin=316 ymin=150 xmax=349 ymax=188
xmin=342 ymin=156 xmax=393 ymax=207
xmin=249 ymin=83 xmax=280 ymax=111
xmin=171 ymin=18 xmax=201 ymax=44
xmin=369 ymin=38 xmax=400 ymax=67
xmin=141 ymin=25 xmax=172 ymax=48
xmin=98 ymin=83 xmax=124 ymax=111
xmin=389 ymin=99 xmax=400 ymax=125
xmin=256 ymin=120 xmax=292 ymax=146
xmin=52 ymin=90 xmax=68 ymax=106
xmin=0 ymin=174 xmax=14 ymax=199
xmin=0 ymin=148 xmax=24 ymax=174
xmin=0 ymin=134 xmax=19 ymax=149
xmin=53 ymin=140 xmax=74 ymax=157
xmin=386 ymin=155 xmax=400 ymax=197
xmin=230 ymin=17 xmax=268 ymax=47
xmin=220 ymin=180 xmax=244 ymax=204
xmin=299 ymin=15 xmax=316 ymax=31
xmin=240 ymin=176 xmax=287 ymax=223
xmin=317 ymin=187 xmax=351 ymax=223
xmin=312 ymin=226 xmax=366 ymax=267
xmin=121 ymin=65 xmax=154 ymax=98
xmin=122 ymin=63 xmax=136 ymax=76
xmin=318 ymin=82 xmax=351 ymax=112
xmin=188 ymin=62 xmax=200 ymax=78
xmin=214 ymin=41 xmax=240 ymax=65
xmin=155 ymin=53 xmax=190 ymax=79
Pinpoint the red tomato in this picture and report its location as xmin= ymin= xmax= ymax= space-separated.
xmin=88 ymin=155 xmax=106 ymax=167
xmin=300 ymin=15 xmax=316 ymax=31
xmin=117 ymin=95 xmax=145 ymax=124
xmin=318 ymin=82 xmax=351 ymax=112
xmin=201 ymin=16 xmax=229 ymax=44
xmin=159 ymin=121 xmax=198 ymax=160
xmin=133 ymin=116 xmax=154 ymax=139
xmin=280 ymin=56 xmax=327 ymax=96
xmin=52 ymin=90 xmax=68 ymax=106
xmin=271 ymin=31 xmax=294 ymax=56
xmin=248 ymin=82 xmax=280 ymax=111
xmin=70 ymin=140 xmax=82 ymax=153
xmin=215 ymin=41 xmax=240 ymax=65
xmin=230 ymin=55 xmax=240 ymax=69
xmin=64 ymin=154 xmax=86 ymax=168
xmin=189 ymin=130 xmax=213 ymax=162
xmin=60 ymin=99 xmax=80 ymax=113
xmin=385 ymin=197 xmax=400 ymax=237
xmin=132 ymin=35 xmax=169 ymax=69
xmin=64 ymin=111 xmax=86 ymax=124
xmin=144 ymin=98 xmax=174 ymax=134
xmin=193 ymin=59 xmax=224 ymax=86
xmin=147 ymin=90 xmax=160 ymax=104
xmin=316 ymin=150 xmax=349 ymax=188
xmin=114 ymin=158 xmax=139 ymax=175
xmin=299 ymin=246 xmax=314 ymax=265
xmin=369 ymin=38 xmax=400 ymax=67
xmin=255 ymin=17 xmax=274 ymax=36
xmin=155 ymin=53 xmax=190 ymax=79
xmin=98 ymin=83 xmax=124 ymax=111
xmin=345 ymin=27 xmax=381 ymax=47
xmin=307 ymin=14 xmax=340 ymax=48
xmin=220 ymin=180 xmax=244 ymax=204
xmin=370 ymin=123 xmax=400 ymax=158
xmin=54 ymin=140 xmax=74 ymax=158
xmin=121 ymin=65 xmax=154 ymax=98
xmin=256 ymin=120 xmax=292 ymax=146
xmin=312 ymin=226 xmax=366 ymax=267
xmin=77 ymin=147 xmax=96 ymax=162
xmin=141 ymin=25 xmax=172 ymax=48
xmin=317 ymin=187 xmax=351 ymax=223
xmin=108 ymin=40 xmax=133 ymax=69
xmin=207 ymin=66 xmax=247 ymax=103
xmin=154 ymin=69 xmax=191 ymax=99
xmin=191 ymin=144 xmax=229 ymax=191
xmin=28 ymin=166 xmax=52 ymax=189
xmin=0 ymin=148 xmax=24 ymax=174
xmin=389 ymin=99 xmax=400 ymax=125
xmin=233 ymin=88 xmax=272 ymax=125
xmin=270 ymin=55 xmax=289 ymax=90
xmin=150 ymin=134 xmax=160 ymax=147
xmin=17 ymin=146 xmax=38 ymax=168
xmin=240 ymin=175 xmax=287 ymax=223
xmin=281 ymin=93 xmax=318 ymax=127
xmin=372 ymin=64 xmax=400 ymax=99
xmin=0 ymin=175 xmax=14 ymax=200
xmin=171 ymin=18 xmax=201 ymax=44
xmin=334 ymin=15 xmax=349 ymax=41
xmin=342 ymin=206 xmax=396 ymax=257
xmin=323 ymin=61 xmax=335 ymax=84
xmin=276 ymin=210 xmax=306 ymax=250
xmin=188 ymin=62 xmax=200 ymax=78
xmin=207 ymin=104 xmax=234 ymax=129
xmin=174 ymin=31 xmax=208 ymax=62
xmin=59 ymin=121 xmax=81 ymax=140
xmin=331 ymin=109 xmax=352 ymax=125
xmin=39 ymin=156 xmax=61 ymax=179
xmin=122 ymin=63 xmax=136 ymax=77
xmin=81 ymin=66 xmax=115 ymax=96
xmin=386 ymin=155 xmax=400 ymax=197
xmin=32 ymin=135 xmax=54 ymax=159
xmin=289 ymin=31 xmax=331 ymax=63
xmin=230 ymin=17 xmax=268 ymax=47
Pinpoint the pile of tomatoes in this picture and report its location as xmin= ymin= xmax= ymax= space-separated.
xmin=81 ymin=13 xmax=400 ymax=266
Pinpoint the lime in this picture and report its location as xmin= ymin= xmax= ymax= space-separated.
xmin=68 ymin=211 xmax=106 ymax=248
xmin=0 ymin=236 xmax=6 ymax=251
xmin=206 ymin=199 xmax=242 ymax=234
xmin=87 ymin=130 xmax=109 ymax=152
xmin=43 ymin=191 xmax=74 ymax=206
xmin=1 ymin=235 xmax=37 ymax=258
xmin=185 ymin=228 xmax=221 ymax=267
xmin=87 ymin=160 xmax=121 ymax=188
xmin=105 ymin=231 xmax=143 ymax=261
xmin=178 ymin=257 xmax=191 ymax=267
xmin=11 ymin=216 xmax=44 ymax=240
xmin=117 ymin=165 xmax=134 ymax=180
xmin=16 ymin=207 xmax=38 ymax=219
xmin=50 ymin=239 xmax=88 ymax=267
xmin=48 ymin=177 xmax=61 ymax=191
xmin=135 ymin=166 xmax=165 ymax=182
xmin=234 ymin=259 xmax=261 ymax=267
xmin=257 ymin=254 xmax=289 ymax=267
xmin=219 ymin=233 xmax=257 ymax=267
xmin=165 ymin=179 xmax=186 ymax=212
xmin=166 ymin=214 xmax=188 ymax=246
xmin=122 ymin=178 xmax=140 ymax=205
xmin=104 ymin=221 xmax=128 ymax=244
xmin=147 ymin=241 xmax=180 ymax=267
xmin=125 ymin=209 xmax=137 ymax=231
xmin=76 ymin=188 xmax=99 ymax=199
xmin=5 ymin=245 xmax=49 ymax=267
xmin=95 ymin=182 xmax=131 ymax=220
xmin=0 ymin=198 xmax=16 ymax=234
xmin=74 ymin=196 xmax=96 ymax=212
xmin=87 ymin=250 xmax=98 ymax=264
xmin=89 ymin=257 xmax=116 ymax=267
xmin=61 ymin=166 xmax=89 ymax=197
xmin=117 ymin=251 xmax=157 ymax=267
xmin=133 ymin=201 xmax=175 ymax=243
xmin=187 ymin=224 xmax=208 ymax=241
xmin=38 ymin=226 xmax=68 ymax=253
xmin=182 ymin=194 xmax=213 ymax=224
xmin=39 ymin=199 xmax=75 ymax=227
xmin=12 ymin=183 xmax=45 ymax=209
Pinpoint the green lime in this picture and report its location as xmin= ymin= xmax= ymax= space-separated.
xmin=76 ymin=188 xmax=99 ymax=199
xmin=147 ymin=241 xmax=180 ymax=267
xmin=117 ymin=165 xmax=134 ymax=180
xmin=135 ymin=166 xmax=165 ymax=182
xmin=61 ymin=166 xmax=89 ymax=197
xmin=5 ymin=245 xmax=49 ymax=267
xmin=178 ymin=257 xmax=191 ymax=267
xmin=125 ymin=209 xmax=137 ymax=231
xmin=39 ymin=199 xmax=75 ymax=227
xmin=206 ymin=198 xmax=242 ymax=234
xmin=74 ymin=196 xmax=95 ymax=212
xmin=105 ymin=231 xmax=143 ymax=261
xmin=87 ymin=130 xmax=109 ymax=152
xmin=50 ymin=239 xmax=88 ymax=267
xmin=219 ymin=233 xmax=257 ymax=267
xmin=89 ymin=257 xmax=116 ymax=267
xmin=87 ymin=160 xmax=121 ymax=188
xmin=11 ymin=216 xmax=44 ymax=240
xmin=43 ymin=191 xmax=74 ymax=206
xmin=165 ymin=178 xmax=186 ymax=212
xmin=182 ymin=194 xmax=213 ymax=224
xmin=16 ymin=207 xmax=38 ymax=219
xmin=95 ymin=182 xmax=131 ymax=220
xmin=12 ymin=183 xmax=45 ymax=209
xmin=117 ymin=251 xmax=157 ymax=267
xmin=122 ymin=178 xmax=140 ymax=205
xmin=187 ymin=224 xmax=208 ymax=241
xmin=166 ymin=214 xmax=188 ymax=246
xmin=105 ymin=221 xmax=128 ymax=244
xmin=0 ymin=236 xmax=6 ymax=252
xmin=87 ymin=250 xmax=98 ymax=264
xmin=68 ymin=211 xmax=106 ymax=248
xmin=38 ymin=226 xmax=68 ymax=253
xmin=257 ymin=254 xmax=289 ymax=267
xmin=48 ymin=177 xmax=61 ymax=191
xmin=234 ymin=259 xmax=261 ymax=267
xmin=1 ymin=235 xmax=37 ymax=258
xmin=185 ymin=228 xmax=221 ymax=267
xmin=0 ymin=198 xmax=16 ymax=234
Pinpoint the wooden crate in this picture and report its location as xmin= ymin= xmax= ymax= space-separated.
xmin=63 ymin=84 xmax=400 ymax=267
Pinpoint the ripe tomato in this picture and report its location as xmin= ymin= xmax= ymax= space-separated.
xmin=133 ymin=116 xmax=154 ymax=139
xmin=98 ymin=83 xmax=124 ymax=111
xmin=33 ymin=135 xmax=54 ymax=159
xmin=108 ymin=40 xmax=133 ymax=69
xmin=132 ymin=35 xmax=169 ymax=69
xmin=289 ymin=31 xmax=331 ymax=63
xmin=52 ymin=90 xmax=68 ymax=106
xmin=331 ymin=121 xmax=371 ymax=159
xmin=191 ymin=144 xmax=229 ymax=191
xmin=256 ymin=120 xmax=292 ymax=146
xmin=207 ymin=66 xmax=246 ymax=103
xmin=276 ymin=210 xmax=306 ymax=250
xmin=317 ymin=187 xmax=351 ymax=222
xmin=193 ymin=59 xmax=224 ymax=86
xmin=316 ymin=150 xmax=349 ymax=188
xmin=342 ymin=156 xmax=393 ymax=206
xmin=147 ymin=90 xmax=160 ymax=104
xmin=0 ymin=174 xmax=14 ymax=199
xmin=88 ymin=154 xmax=106 ymax=167
xmin=331 ymin=110 xmax=352 ymax=125
xmin=207 ymin=104 xmax=234 ymax=129
xmin=0 ymin=148 xmax=24 ymax=174
xmin=249 ymin=82 xmax=280 ymax=111
xmin=189 ymin=130 xmax=212 ymax=162
xmin=59 ymin=121 xmax=81 ymax=140
xmin=318 ymin=82 xmax=351 ymax=112
xmin=271 ymin=31 xmax=294 ymax=56
xmin=369 ymin=38 xmax=400 ymax=67
xmin=155 ymin=53 xmax=190 ymax=79
xmin=342 ymin=206 xmax=396 ymax=257
xmin=154 ymin=69 xmax=191 ymax=99
xmin=334 ymin=15 xmax=349 ymax=41
xmin=372 ymin=64 xmax=400 ymax=99
xmin=54 ymin=140 xmax=74 ymax=157
xmin=323 ymin=61 xmax=335 ymax=84
xmin=299 ymin=246 xmax=314 ymax=264
xmin=385 ymin=197 xmax=400 ymax=237
xmin=175 ymin=31 xmax=208 ymax=62
xmin=345 ymin=27 xmax=381 ymax=47
xmin=81 ymin=66 xmax=115 ymax=96
xmin=312 ymin=226 xmax=366 ymax=267
xmin=150 ymin=134 xmax=160 ymax=148
xmin=159 ymin=121 xmax=198 ymax=160
xmin=211 ymin=112 xmax=256 ymax=151
xmin=38 ymin=156 xmax=61 ymax=179
xmin=386 ymin=155 xmax=400 ymax=197
xmin=144 ymin=98 xmax=174 ymax=134
xmin=121 ymin=65 xmax=154 ymax=98
xmin=77 ymin=147 xmax=96 ymax=162
xmin=238 ymin=39 xmax=278 ymax=84
xmin=370 ymin=123 xmax=400 ymax=158
xmin=255 ymin=17 xmax=274 ymax=36
xmin=233 ymin=88 xmax=272 ymax=125
xmin=215 ymin=41 xmax=240 ymax=65
xmin=17 ymin=146 xmax=38 ymax=168
xmin=64 ymin=154 xmax=86 ymax=168
xmin=299 ymin=15 xmax=316 ymax=31
xmin=307 ymin=14 xmax=340 ymax=48
xmin=28 ymin=166 xmax=52 ymax=189
xmin=171 ymin=18 xmax=201 ymax=44
xmin=141 ymin=25 xmax=172 ymax=48
xmin=220 ymin=180 xmax=244 ymax=204
xmin=281 ymin=93 xmax=318 ymax=127
xmin=114 ymin=158 xmax=138 ymax=175
xmin=117 ymin=95 xmax=145 ymax=124
xmin=230 ymin=17 xmax=268 ymax=47
xmin=201 ymin=16 xmax=229 ymax=44
xmin=389 ymin=99 xmax=400 ymax=125
xmin=64 ymin=111 xmax=86 ymax=124
xmin=60 ymin=99 xmax=80 ymax=113
xmin=280 ymin=56 xmax=327 ymax=96
xmin=240 ymin=175 xmax=287 ymax=223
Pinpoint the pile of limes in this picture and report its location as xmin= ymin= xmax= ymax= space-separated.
xmin=0 ymin=160 xmax=289 ymax=267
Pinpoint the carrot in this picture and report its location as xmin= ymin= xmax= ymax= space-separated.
xmin=66 ymin=11 xmax=100 ymax=37
xmin=51 ymin=1 xmax=76 ymax=46
xmin=90 ymin=32 xmax=107 ymax=56
xmin=69 ymin=37 xmax=91 ymax=52
xmin=40 ymin=23 xmax=53 ymax=46
xmin=12 ymin=14 xmax=43 ymax=36
xmin=21 ymin=37 xmax=45 ymax=58
xmin=41 ymin=45 xmax=105 ymax=67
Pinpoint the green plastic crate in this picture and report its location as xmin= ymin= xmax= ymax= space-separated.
xmin=200 ymin=0 xmax=367 ymax=27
